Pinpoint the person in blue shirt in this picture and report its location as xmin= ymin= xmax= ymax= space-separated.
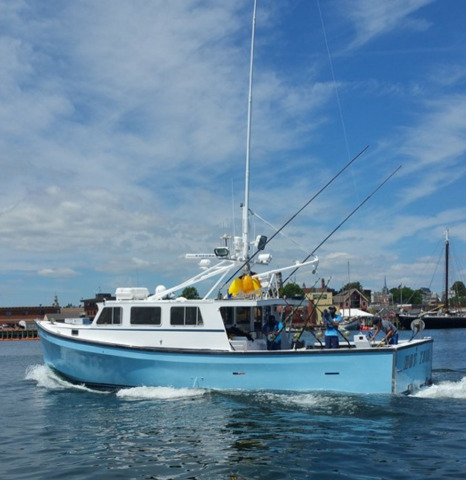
xmin=262 ymin=315 xmax=283 ymax=350
xmin=323 ymin=306 xmax=340 ymax=349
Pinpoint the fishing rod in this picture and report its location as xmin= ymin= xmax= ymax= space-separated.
xmin=314 ymin=304 xmax=352 ymax=348
xmin=220 ymin=145 xmax=370 ymax=291
xmin=279 ymin=277 xmax=321 ymax=330
xmin=265 ymin=276 xmax=330 ymax=349
xmin=292 ymin=303 xmax=323 ymax=349
xmin=265 ymin=302 xmax=324 ymax=350
xmin=292 ymin=279 xmax=333 ymax=349
xmin=283 ymin=164 xmax=402 ymax=284
xmin=274 ymin=278 xmax=324 ymax=348
xmin=258 ymin=165 xmax=402 ymax=349
xmin=261 ymin=278 xmax=321 ymax=349
xmin=301 ymin=321 xmax=324 ymax=349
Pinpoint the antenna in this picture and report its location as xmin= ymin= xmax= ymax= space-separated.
xmin=242 ymin=0 xmax=258 ymax=269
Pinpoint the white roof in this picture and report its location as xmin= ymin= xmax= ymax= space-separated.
xmin=339 ymin=308 xmax=373 ymax=318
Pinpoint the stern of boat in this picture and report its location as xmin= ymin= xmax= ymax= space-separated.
xmin=393 ymin=338 xmax=433 ymax=394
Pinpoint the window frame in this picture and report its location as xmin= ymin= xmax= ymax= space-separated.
xmin=96 ymin=306 xmax=122 ymax=325
xmin=170 ymin=306 xmax=203 ymax=326
xmin=130 ymin=306 xmax=162 ymax=326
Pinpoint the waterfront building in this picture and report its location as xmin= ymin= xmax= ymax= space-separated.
xmin=304 ymin=279 xmax=334 ymax=324
xmin=333 ymin=288 xmax=370 ymax=312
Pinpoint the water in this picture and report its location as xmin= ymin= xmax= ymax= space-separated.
xmin=1 ymin=330 xmax=465 ymax=480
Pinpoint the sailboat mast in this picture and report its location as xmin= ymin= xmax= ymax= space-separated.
xmin=242 ymin=0 xmax=257 ymax=267
xmin=445 ymin=228 xmax=450 ymax=311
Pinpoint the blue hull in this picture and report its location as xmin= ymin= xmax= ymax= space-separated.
xmin=37 ymin=325 xmax=432 ymax=395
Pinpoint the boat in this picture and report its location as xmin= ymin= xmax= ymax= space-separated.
xmin=398 ymin=229 xmax=466 ymax=329
xmin=338 ymin=308 xmax=374 ymax=330
xmin=36 ymin=0 xmax=433 ymax=395
xmin=338 ymin=317 xmax=361 ymax=331
xmin=398 ymin=309 xmax=466 ymax=329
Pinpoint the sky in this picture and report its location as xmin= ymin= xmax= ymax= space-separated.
xmin=1 ymin=0 xmax=466 ymax=307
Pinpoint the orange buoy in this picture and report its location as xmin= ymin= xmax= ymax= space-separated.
xmin=228 ymin=278 xmax=242 ymax=297
xmin=252 ymin=277 xmax=261 ymax=291
xmin=242 ymin=275 xmax=254 ymax=293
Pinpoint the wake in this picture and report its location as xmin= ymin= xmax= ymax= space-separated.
xmin=26 ymin=364 xmax=208 ymax=400
xmin=25 ymin=364 xmax=107 ymax=393
xmin=414 ymin=376 xmax=466 ymax=399
xmin=117 ymin=386 xmax=207 ymax=400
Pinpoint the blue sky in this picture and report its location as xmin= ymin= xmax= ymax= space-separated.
xmin=1 ymin=0 xmax=465 ymax=307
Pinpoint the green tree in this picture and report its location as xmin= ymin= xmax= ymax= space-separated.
xmin=390 ymin=286 xmax=423 ymax=305
xmin=280 ymin=282 xmax=304 ymax=299
xmin=451 ymin=281 xmax=466 ymax=307
xmin=340 ymin=281 xmax=363 ymax=293
xmin=451 ymin=281 xmax=466 ymax=296
xmin=181 ymin=287 xmax=200 ymax=299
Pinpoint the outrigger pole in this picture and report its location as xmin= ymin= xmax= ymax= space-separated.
xmin=282 ymin=164 xmax=402 ymax=284
xmin=221 ymin=145 xmax=370 ymax=291
xmin=267 ymin=165 xmax=403 ymax=339
xmin=292 ymin=278 xmax=333 ymax=348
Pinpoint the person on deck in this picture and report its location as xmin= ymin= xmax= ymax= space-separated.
xmin=227 ymin=325 xmax=254 ymax=342
xmin=262 ymin=315 xmax=283 ymax=350
xmin=369 ymin=317 xmax=398 ymax=345
xmin=323 ymin=306 xmax=340 ymax=349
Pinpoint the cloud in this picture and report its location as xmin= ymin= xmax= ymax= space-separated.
xmin=343 ymin=0 xmax=435 ymax=50
xmin=0 ymin=0 xmax=465 ymax=305
xmin=38 ymin=268 xmax=77 ymax=278
xmin=0 ymin=1 xmax=329 ymax=272
xmin=393 ymin=94 xmax=466 ymax=203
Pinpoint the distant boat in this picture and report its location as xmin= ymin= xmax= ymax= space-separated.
xmin=35 ymin=0 xmax=433 ymax=395
xmin=338 ymin=308 xmax=374 ymax=330
xmin=398 ymin=310 xmax=466 ymax=329
xmin=339 ymin=317 xmax=361 ymax=331
xmin=398 ymin=229 xmax=466 ymax=329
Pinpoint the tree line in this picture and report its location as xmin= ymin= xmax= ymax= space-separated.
xmin=180 ymin=280 xmax=466 ymax=307
xmin=280 ymin=280 xmax=466 ymax=307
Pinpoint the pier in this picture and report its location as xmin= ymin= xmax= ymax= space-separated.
xmin=0 ymin=328 xmax=39 ymax=341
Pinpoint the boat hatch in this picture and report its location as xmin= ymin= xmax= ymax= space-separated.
xmin=116 ymin=287 xmax=149 ymax=301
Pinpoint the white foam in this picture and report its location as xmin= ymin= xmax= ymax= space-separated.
xmin=25 ymin=364 xmax=107 ymax=394
xmin=414 ymin=376 xmax=466 ymax=399
xmin=116 ymin=386 xmax=207 ymax=400
xmin=252 ymin=391 xmax=345 ymax=411
xmin=267 ymin=392 xmax=322 ymax=407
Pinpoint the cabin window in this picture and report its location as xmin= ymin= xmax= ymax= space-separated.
xmin=253 ymin=307 xmax=263 ymax=331
xmin=220 ymin=306 xmax=262 ymax=332
xmin=235 ymin=307 xmax=253 ymax=330
xmin=130 ymin=307 xmax=161 ymax=325
xmin=220 ymin=307 xmax=235 ymax=327
xmin=96 ymin=307 xmax=122 ymax=325
xmin=170 ymin=306 xmax=203 ymax=326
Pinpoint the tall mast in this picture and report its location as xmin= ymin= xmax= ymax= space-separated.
xmin=445 ymin=228 xmax=450 ymax=311
xmin=242 ymin=0 xmax=257 ymax=268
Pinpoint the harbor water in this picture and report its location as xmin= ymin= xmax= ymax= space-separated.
xmin=1 ymin=330 xmax=465 ymax=480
